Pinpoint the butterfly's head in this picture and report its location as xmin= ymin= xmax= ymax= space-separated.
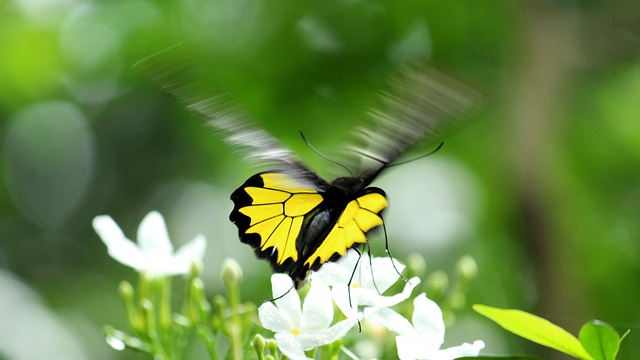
xmin=330 ymin=176 xmax=367 ymax=195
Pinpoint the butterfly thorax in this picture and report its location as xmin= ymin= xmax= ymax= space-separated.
xmin=329 ymin=176 xmax=368 ymax=195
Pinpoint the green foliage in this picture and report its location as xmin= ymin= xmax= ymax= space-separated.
xmin=579 ymin=321 xmax=628 ymax=360
xmin=104 ymin=259 xmax=260 ymax=360
xmin=474 ymin=305 xmax=629 ymax=360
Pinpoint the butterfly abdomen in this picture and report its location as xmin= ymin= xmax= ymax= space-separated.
xmin=298 ymin=186 xmax=388 ymax=270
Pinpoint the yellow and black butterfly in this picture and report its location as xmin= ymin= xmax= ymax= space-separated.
xmin=137 ymin=48 xmax=480 ymax=287
xmin=230 ymin=167 xmax=388 ymax=286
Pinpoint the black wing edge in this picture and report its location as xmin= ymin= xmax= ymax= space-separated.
xmin=345 ymin=60 xmax=486 ymax=183
xmin=133 ymin=44 xmax=329 ymax=190
xmin=229 ymin=172 xmax=313 ymax=283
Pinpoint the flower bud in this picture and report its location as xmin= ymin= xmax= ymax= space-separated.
xmin=141 ymin=299 xmax=156 ymax=336
xmin=456 ymin=255 xmax=478 ymax=285
xmin=425 ymin=270 xmax=449 ymax=301
xmin=405 ymin=252 xmax=427 ymax=278
xmin=266 ymin=338 xmax=279 ymax=357
xmin=221 ymin=258 xmax=243 ymax=290
xmin=188 ymin=278 xmax=206 ymax=323
xmin=190 ymin=259 xmax=203 ymax=278
xmin=251 ymin=334 xmax=266 ymax=359
xmin=211 ymin=294 xmax=226 ymax=331
xmin=119 ymin=280 xmax=135 ymax=300
xmin=119 ymin=281 xmax=144 ymax=333
xmin=448 ymin=291 xmax=466 ymax=310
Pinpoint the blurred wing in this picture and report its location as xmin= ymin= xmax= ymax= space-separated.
xmin=347 ymin=61 xmax=484 ymax=182
xmin=230 ymin=172 xmax=324 ymax=274
xmin=134 ymin=45 xmax=328 ymax=189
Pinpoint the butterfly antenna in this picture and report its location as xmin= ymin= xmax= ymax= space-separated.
xmin=386 ymin=142 xmax=445 ymax=168
xmin=381 ymin=215 xmax=409 ymax=283
xmin=264 ymin=283 xmax=295 ymax=303
xmin=300 ymin=131 xmax=354 ymax=177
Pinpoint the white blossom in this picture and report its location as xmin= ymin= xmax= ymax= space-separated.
xmin=92 ymin=211 xmax=206 ymax=277
xmin=366 ymin=293 xmax=485 ymax=360
xmin=258 ymin=274 xmax=357 ymax=360
xmin=313 ymin=249 xmax=420 ymax=319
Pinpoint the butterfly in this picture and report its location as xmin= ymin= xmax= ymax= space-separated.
xmin=136 ymin=47 xmax=481 ymax=287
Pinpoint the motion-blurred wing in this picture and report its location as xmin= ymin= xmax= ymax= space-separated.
xmin=348 ymin=61 xmax=483 ymax=182
xmin=134 ymin=45 xmax=328 ymax=189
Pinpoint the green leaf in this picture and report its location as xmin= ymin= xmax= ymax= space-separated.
xmin=474 ymin=305 xmax=594 ymax=360
xmin=578 ymin=320 xmax=622 ymax=360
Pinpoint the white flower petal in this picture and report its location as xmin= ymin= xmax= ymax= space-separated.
xmin=260 ymin=273 xmax=358 ymax=359
xmin=359 ymin=276 xmax=420 ymax=308
xmin=137 ymin=211 xmax=173 ymax=256
xmin=392 ymin=294 xmax=485 ymax=360
xmin=433 ymin=340 xmax=485 ymax=360
xmin=397 ymin=334 xmax=431 ymax=360
xmin=330 ymin=285 xmax=359 ymax=319
xmin=274 ymin=333 xmax=313 ymax=360
xmin=315 ymin=250 xmax=414 ymax=320
xmin=297 ymin=318 xmax=357 ymax=349
xmin=397 ymin=337 xmax=483 ymax=360
xmin=365 ymin=256 xmax=406 ymax=292
xmin=172 ymin=234 xmax=207 ymax=268
xmin=313 ymin=250 xmax=359 ymax=285
xmin=271 ymin=274 xmax=302 ymax=327
xmin=364 ymin=306 xmax=415 ymax=336
xmin=301 ymin=277 xmax=333 ymax=332
xmin=93 ymin=212 xmax=209 ymax=276
xmin=259 ymin=301 xmax=294 ymax=333
xmin=144 ymin=256 xmax=173 ymax=276
xmin=92 ymin=215 xmax=144 ymax=269
xmin=411 ymin=294 xmax=445 ymax=345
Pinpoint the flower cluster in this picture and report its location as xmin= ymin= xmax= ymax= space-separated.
xmin=259 ymin=250 xmax=484 ymax=360
xmin=93 ymin=211 xmax=485 ymax=360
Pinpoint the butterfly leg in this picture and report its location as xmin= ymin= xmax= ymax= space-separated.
xmin=381 ymin=215 xmax=409 ymax=283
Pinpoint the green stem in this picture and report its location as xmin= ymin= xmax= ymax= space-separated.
xmin=227 ymin=323 xmax=243 ymax=360
xmin=226 ymin=278 xmax=243 ymax=360
xmin=143 ymin=299 xmax=171 ymax=359
xmin=159 ymin=277 xmax=175 ymax=358
xmin=195 ymin=325 xmax=218 ymax=360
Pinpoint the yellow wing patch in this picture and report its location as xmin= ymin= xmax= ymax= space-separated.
xmin=260 ymin=173 xmax=317 ymax=193
xmin=304 ymin=191 xmax=387 ymax=267
xmin=237 ymin=173 xmax=323 ymax=265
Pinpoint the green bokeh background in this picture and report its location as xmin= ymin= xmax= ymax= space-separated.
xmin=1 ymin=0 xmax=640 ymax=359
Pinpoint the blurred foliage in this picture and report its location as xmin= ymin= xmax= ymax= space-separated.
xmin=1 ymin=0 xmax=640 ymax=359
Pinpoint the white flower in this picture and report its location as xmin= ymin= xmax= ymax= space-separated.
xmin=313 ymin=249 xmax=420 ymax=319
xmin=259 ymin=274 xmax=357 ymax=360
xmin=365 ymin=293 xmax=485 ymax=360
xmin=92 ymin=211 xmax=206 ymax=277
